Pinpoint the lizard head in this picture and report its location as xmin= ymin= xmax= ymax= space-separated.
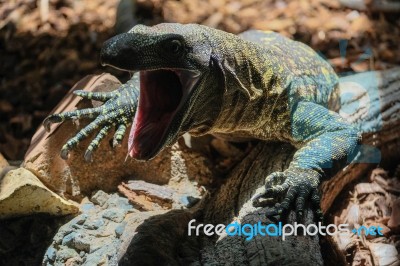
xmin=100 ymin=23 xmax=224 ymax=160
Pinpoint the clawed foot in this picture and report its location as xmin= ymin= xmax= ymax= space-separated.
xmin=252 ymin=168 xmax=323 ymax=222
xmin=43 ymin=81 xmax=138 ymax=162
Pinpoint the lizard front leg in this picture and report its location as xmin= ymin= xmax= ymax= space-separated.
xmin=43 ymin=75 xmax=139 ymax=162
xmin=252 ymin=101 xmax=361 ymax=221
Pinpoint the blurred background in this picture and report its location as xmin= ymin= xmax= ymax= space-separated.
xmin=0 ymin=0 xmax=399 ymax=161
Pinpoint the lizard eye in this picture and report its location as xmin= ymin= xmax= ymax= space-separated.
xmin=165 ymin=39 xmax=183 ymax=55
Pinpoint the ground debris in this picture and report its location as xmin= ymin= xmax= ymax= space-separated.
xmin=333 ymin=167 xmax=400 ymax=265
xmin=0 ymin=0 xmax=122 ymax=160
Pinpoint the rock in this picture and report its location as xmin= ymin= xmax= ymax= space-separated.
xmin=56 ymin=246 xmax=80 ymax=262
xmin=91 ymin=190 xmax=110 ymax=206
xmin=62 ymin=232 xmax=78 ymax=247
xmin=89 ymin=236 xmax=113 ymax=253
xmin=54 ymin=227 xmax=74 ymax=245
xmin=62 ymin=232 xmax=91 ymax=252
xmin=0 ymin=168 xmax=79 ymax=218
xmin=72 ymin=235 xmax=92 ymax=252
xmin=70 ymin=213 xmax=88 ymax=226
xmin=45 ymin=247 xmax=57 ymax=262
xmin=115 ymin=222 xmax=126 ymax=238
xmin=103 ymin=193 xmax=133 ymax=211
xmin=23 ymin=74 xmax=212 ymax=200
xmin=83 ymin=218 xmax=106 ymax=230
xmin=101 ymin=208 xmax=127 ymax=223
xmin=96 ymin=219 xmax=120 ymax=237
xmin=43 ymin=192 xmax=171 ymax=265
xmin=46 ymin=206 xmax=114 ymax=264
xmin=81 ymin=202 xmax=95 ymax=213
xmin=84 ymin=245 xmax=116 ymax=266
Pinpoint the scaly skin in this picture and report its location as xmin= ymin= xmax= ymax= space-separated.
xmin=44 ymin=23 xmax=361 ymax=221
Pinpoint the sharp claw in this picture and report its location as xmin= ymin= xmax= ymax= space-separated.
xmin=43 ymin=115 xmax=63 ymax=131
xmin=60 ymin=148 xmax=69 ymax=160
xmin=73 ymin=90 xmax=83 ymax=95
xmin=112 ymin=139 xmax=122 ymax=148
xmin=251 ymin=187 xmax=266 ymax=202
xmin=251 ymin=193 xmax=264 ymax=202
xmin=43 ymin=118 xmax=51 ymax=132
xmin=84 ymin=150 xmax=93 ymax=162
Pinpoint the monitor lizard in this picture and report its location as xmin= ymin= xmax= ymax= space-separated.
xmin=43 ymin=23 xmax=361 ymax=221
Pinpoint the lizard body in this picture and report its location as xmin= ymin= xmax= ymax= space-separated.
xmin=44 ymin=23 xmax=361 ymax=219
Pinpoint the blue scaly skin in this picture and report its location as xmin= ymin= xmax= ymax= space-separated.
xmin=44 ymin=23 xmax=361 ymax=221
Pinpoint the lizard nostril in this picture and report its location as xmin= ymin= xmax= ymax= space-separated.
xmin=100 ymin=33 xmax=134 ymax=68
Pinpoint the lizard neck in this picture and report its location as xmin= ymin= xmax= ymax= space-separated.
xmin=207 ymin=86 xmax=292 ymax=142
xmin=199 ymin=29 xmax=292 ymax=141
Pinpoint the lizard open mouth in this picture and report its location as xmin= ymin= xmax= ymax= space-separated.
xmin=128 ymin=69 xmax=200 ymax=160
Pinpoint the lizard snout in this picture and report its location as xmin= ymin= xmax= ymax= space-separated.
xmin=100 ymin=33 xmax=138 ymax=70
